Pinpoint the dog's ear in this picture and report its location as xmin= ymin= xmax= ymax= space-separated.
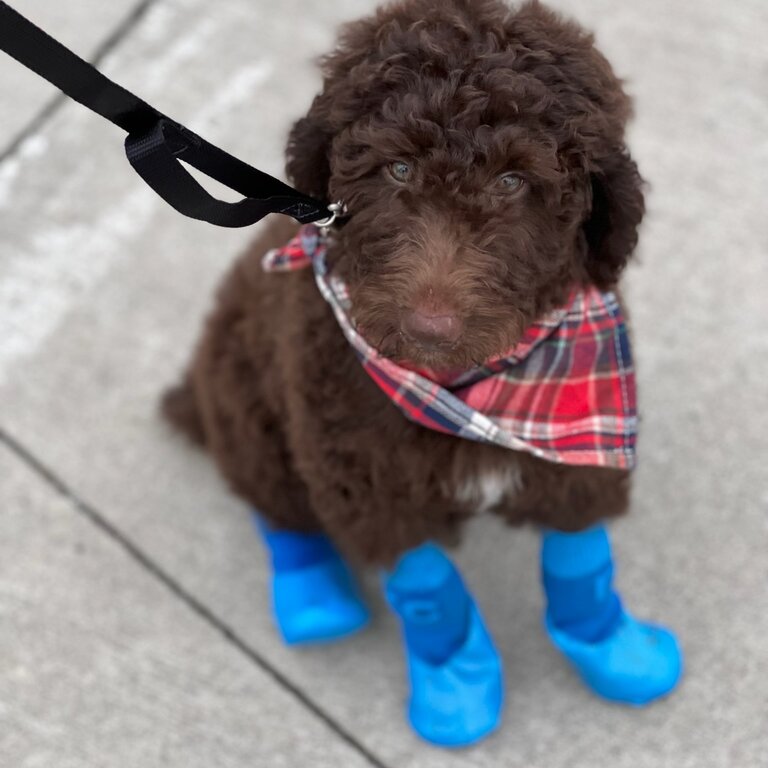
xmin=582 ymin=147 xmax=645 ymax=288
xmin=285 ymin=94 xmax=333 ymax=201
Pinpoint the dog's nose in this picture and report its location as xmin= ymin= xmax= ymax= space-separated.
xmin=402 ymin=306 xmax=462 ymax=345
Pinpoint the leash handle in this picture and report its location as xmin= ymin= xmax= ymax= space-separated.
xmin=0 ymin=1 xmax=330 ymax=227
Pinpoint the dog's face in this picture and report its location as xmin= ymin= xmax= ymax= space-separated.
xmin=287 ymin=0 xmax=644 ymax=370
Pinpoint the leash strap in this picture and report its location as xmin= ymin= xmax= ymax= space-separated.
xmin=0 ymin=1 xmax=330 ymax=227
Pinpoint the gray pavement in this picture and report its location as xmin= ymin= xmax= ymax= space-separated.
xmin=0 ymin=443 xmax=374 ymax=768
xmin=0 ymin=0 xmax=150 ymax=158
xmin=1 ymin=1 xmax=767 ymax=767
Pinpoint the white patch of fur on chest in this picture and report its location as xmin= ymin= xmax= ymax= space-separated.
xmin=455 ymin=465 xmax=522 ymax=513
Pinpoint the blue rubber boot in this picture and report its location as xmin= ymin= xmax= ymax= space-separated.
xmin=541 ymin=525 xmax=682 ymax=705
xmin=254 ymin=515 xmax=369 ymax=645
xmin=384 ymin=544 xmax=503 ymax=747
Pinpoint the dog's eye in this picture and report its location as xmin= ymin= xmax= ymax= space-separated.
xmin=388 ymin=161 xmax=412 ymax=183
xmin=497 ymin=173 xmax=525 ymax=194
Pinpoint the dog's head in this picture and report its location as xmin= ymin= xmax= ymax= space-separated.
xmin=286 ymin=0 xmax=644 ymax=369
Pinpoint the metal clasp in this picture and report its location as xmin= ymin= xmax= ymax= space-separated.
xmin=315 ymin=200 xmax=347 ymax=233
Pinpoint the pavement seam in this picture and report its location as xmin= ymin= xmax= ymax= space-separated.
xmin=0 ymin=425 xmax=392 ymax=768
xmin=0 ymin=0 xmax=160 ymax=165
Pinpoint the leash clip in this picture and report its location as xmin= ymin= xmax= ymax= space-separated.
xmin=315 ymin=201 xmax=346 ymax=233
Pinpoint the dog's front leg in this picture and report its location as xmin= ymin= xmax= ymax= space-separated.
xmin=540 ymin=524 xmax=683 ymax=704
xmin=253 ymin=514 xmax=370 ymax=645
xmin=383 ymin=543 xmax=503 ymax=747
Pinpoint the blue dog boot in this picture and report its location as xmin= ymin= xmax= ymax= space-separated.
xmin=384 ymin=544 xmax=503 ymax=747
xmin=541 ymin=526 xmax=682 ymax=705
xmin=254 ymin=515 xmax=369 ymax=646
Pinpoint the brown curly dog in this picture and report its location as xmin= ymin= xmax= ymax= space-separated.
xmin=161 ymin=0 xmax=688 ymax=745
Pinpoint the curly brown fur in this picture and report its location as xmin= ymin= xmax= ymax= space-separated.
xmin=166 ymin=0 xmax=641 ymax=566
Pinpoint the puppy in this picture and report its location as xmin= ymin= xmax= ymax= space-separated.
xmin=164 ymin=0 xmax=681 ymax=747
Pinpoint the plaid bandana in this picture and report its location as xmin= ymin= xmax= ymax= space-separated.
xmin=263 ymin=225 xmax=638 ymax=470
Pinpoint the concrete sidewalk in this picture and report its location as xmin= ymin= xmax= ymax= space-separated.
xmin=1 ymin=1 xmax=766 ymax=766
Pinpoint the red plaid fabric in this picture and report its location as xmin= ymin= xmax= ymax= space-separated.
xmin=263 ymin=226 xmax=638 ymax=470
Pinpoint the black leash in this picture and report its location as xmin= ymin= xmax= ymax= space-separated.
xmin=0 ymin=1 xmax=333 ymax=227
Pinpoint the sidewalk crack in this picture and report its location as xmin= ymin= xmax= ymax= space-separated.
xmin=0 ymin=425 xmax=391 ymax=768
xmin=0 ymin=0 xmax=160 ymax=165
